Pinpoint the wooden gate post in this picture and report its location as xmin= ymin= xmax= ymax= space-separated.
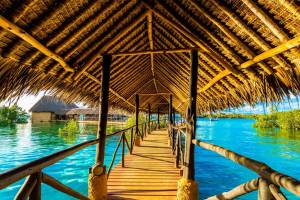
xmin=168 ymin=95 xmax=173 ymax=147
xmin=134 ymin=94 xmax=141 ymax=146
xmin=88 ymin=54 xmax=111 ymax=200
xmin=177 ymin=49 xmax=199 ymax=200
xmin=148 ymin=104 xmax=151 ymax=134
xmin=157 ymin=107 xmax=160 ymax=129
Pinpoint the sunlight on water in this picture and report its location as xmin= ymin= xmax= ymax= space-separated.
xmin=0 ymin=119 xmax=299 ymax=199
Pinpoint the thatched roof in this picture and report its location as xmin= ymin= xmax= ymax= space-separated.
xmin=0 ymin=0 xmax=300 ymax=114
xmin=66 ymin=107 xmax=129 ymax=116
xmin=29 ymin=96 xmax=78 ymax=115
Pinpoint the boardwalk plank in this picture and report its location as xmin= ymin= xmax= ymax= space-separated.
xmin=108 ymin=129 xmax=180 ymax=200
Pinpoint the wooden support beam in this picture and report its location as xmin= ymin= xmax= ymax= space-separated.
xmin=148 ymin=104 xmax=151 ymax=134
xmin=82 ymin=72 xmax=135 ymax=108
xmin=14 ymin=175 xmax=37 ymax=200
xmin=73 ymin=11 xmax=150 ymax=81
xmin=169 ymin=94 xmax=173 ymax=125
xmin=142 ymin=1 xmax=240 ymax=75
xmin=42 ymin=173 xmax=89 ymax=200
xmin=207 ymin=178 xmax=259 ymax=200
xmin=138 ymin=92 xmax=171 ymax=96
xmin=258 ymin=178 xmax=272 ymax=200
xmin=277 ymin=0 xmax=300 ymax=19
xmin=0 ymin=15 xmax=74 ymax=72
xmin=183 ymin=49 xmax=198 ymax=180
xmin=147 ymin=12 xmax=158 ymax=93
xmin=199 ymin=35 xmax=300 ymax=93
xmin=242 ymin=0 xmax=300 ymax=59
xmin=135 ymin=94 xmax=139 ymax=135
xmin=95 ymin=54 xmax=111 ymax=164
xmin=157 ymin=107 xmax=160 ymax=128
xmin=126 ymin=79 xmax=154 ymax=100
xmin=112 ymin=48 xmax=195 ymax=56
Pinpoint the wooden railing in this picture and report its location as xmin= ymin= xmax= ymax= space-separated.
xmin=0 ymin=120 xmax=157 ymax=200
xmin=171 ymin=123 xmax=300 ymax=199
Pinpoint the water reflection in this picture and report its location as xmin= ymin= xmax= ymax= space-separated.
xmin=256 ymin=128 xmax=300 ymax=154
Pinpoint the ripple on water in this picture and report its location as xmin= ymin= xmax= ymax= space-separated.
xmin=1 ymin=120 xmax=299 ymax=200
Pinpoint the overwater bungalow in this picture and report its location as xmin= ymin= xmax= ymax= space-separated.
xmin=0 ymin=0 xmax=300 ymax=200
xmin=29 ymin=95 xmax=78 ymax=122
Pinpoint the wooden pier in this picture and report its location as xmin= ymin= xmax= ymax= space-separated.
xmin=108 ymin=129 xmax=180 ymax=200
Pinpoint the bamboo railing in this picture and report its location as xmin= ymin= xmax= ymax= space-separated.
xmin=170 ymin=124 xmax=300 ymax=199
xmin=0 ymin=120 xmax=157 ymax=200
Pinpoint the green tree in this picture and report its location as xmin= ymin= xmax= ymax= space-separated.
xmin=0 ymin=105 xmax=28 ymax=125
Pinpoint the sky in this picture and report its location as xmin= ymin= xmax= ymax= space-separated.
xmin=0 ymin=93 xmax=299 ymax=113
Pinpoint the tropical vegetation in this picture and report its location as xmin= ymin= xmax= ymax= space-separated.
xmin=253 ymin=110 xmax=300 ymax=130
xmin=0 ymin=105 xmax=28 ymax=125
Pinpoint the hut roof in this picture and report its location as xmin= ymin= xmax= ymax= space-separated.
xmin=66 ymin=107 xmax=129 ymax=116
xmin=29 ymin=96 xmax=78 ymax=115
xmin=0 ymin=0 xmax=300 ymax=114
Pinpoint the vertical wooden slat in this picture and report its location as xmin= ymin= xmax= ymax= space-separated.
xmin=169 ymin=95 xmax=173 ymax=124
xmin=122 ymin=132 xmax=125 ymax=168
xmin=29 ymin=172 xmax=42 ymax=200
xmin=135 ymin=94 xmax=139 ymax=135
xmin=130 ymin=127 xmax=133 ymax=154
xmin=183 ymin=49 xmax=198 ymax=180
xmin=95 ymin=54 xmax=111 ymax=164
xmin=148 ymin=104 xmax=151 ymax=134
xmin=157 ymin=107 xmax=160 ymax=129
xmin=258 ymin=178 xmax=272 ymax=200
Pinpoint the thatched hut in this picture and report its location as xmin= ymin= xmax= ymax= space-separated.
xmin=1 ymin=1 xmax=300 ymax=199
xmin=29 ymin=95 xmax=77 ymax=122
xmin=66 ymin=107 xmax=128 ymax=122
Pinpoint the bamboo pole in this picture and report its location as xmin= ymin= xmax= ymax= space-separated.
xmin=0 ymin=15 xmax=74 ymax=72
xmin=207 ymin=178 xmax=259 ymax=200
xmin=193 ymin=140 xmax=300 ymax=197
xmin=29 ymin=172 xmax=41 ymax=200
xmin=42 ymin=173 xmax=89 ymax=200
xmin=138 ymin=92 xmax=171 ymax=96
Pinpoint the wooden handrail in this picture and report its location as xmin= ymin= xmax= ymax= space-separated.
xmin=192 ymin=139 xmax=300 ymax=197
xmin=207 ymin=178 xmax=259 ymax=200
xmin=0 ymin=121 xmax=151 ymax=190
xmin=0 ymin=138 xmax=100 ymax=189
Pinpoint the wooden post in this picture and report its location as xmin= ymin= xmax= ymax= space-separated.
xmin=130 ymin=127 xmax=133 ymax=154
xmin=177 ymin=49 xmax=199 ymax=200
xmin=258 ymin=178 xmax=272 ymax=200
xmin=88 ymin=54 xmax=111 ymax=200
xmin=122 ymin=133 xmax=125 ymax=168
xmin=148 ymin=104 xmax=151 ymax=134
xmin=134 ymin=94 xmax=141 ymax=146
xmin=169 ymin=95 xmax=173 ymax=125
xmin=173 ymin=108 xmax=176 ymax=125
xmin=157 ymin=107 xmax=160 ymax=129
xmin=29 ymin=172 xmax=41 ymax=200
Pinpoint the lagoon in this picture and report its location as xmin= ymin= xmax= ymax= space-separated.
xmin=0 ymin=119 xmax=299 ymax=199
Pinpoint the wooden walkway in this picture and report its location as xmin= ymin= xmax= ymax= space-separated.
xmin=108 ymin=129 xmax=180 ymax=200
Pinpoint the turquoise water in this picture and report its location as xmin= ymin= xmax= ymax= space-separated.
xmin=0 ymin=122 xmax=126 ymax=200
xmin=195 ymin=118 xmax=300 ymax=199
xmin=0 ymin=119 xmax=299 ymax=199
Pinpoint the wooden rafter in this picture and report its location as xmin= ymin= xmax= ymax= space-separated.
xmin=112 ymin=48 xmax=194 ymax=56
xmin=142 ymin=0 xmax=240 ymax=75
xmin=147 ymin=11 xmax=158 ymax=93
xmin=0 ymin=15 xmax=74 ymax=72
xmin=82 ymin=72 xmax=135 ymax=108
xmin=73 ymin=10 xmax=150 ymax=81
xmin=199 ymin=35 xmax=300 ymax=93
